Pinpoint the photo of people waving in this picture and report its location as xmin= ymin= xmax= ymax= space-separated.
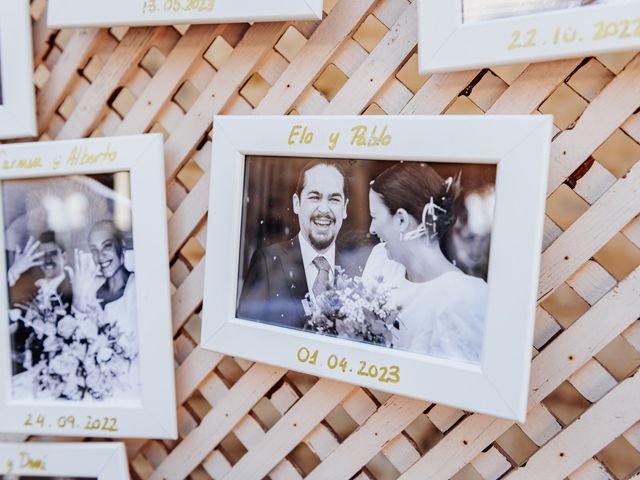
xmin=237 ymin=157 xmax=495 ymax=364
xmin=4 ymin=172 xmax=140 ymax=403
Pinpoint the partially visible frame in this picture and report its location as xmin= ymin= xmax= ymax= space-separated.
xmin=418 ymin=0 xmax=640 ymax=73
xmin=0 ymin=0 xmax=37 ymax=140
xmin=0 ymin=134 xmax=177 ymax=439
xmin=47 ymin=0 xmax=323 ymax=28
xmin=201 ymin=115 xmax=552 ymax=422
xmin=0 ymin=442 xmax=130 ymax=479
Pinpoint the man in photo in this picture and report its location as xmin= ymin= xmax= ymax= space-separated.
xmin=237 ymin=160 xmax=359 ymax=329
xmin=8 ymin=231 xmax=73 ymax=374
xmin=8 ymin=231 xmax=73 ymax=309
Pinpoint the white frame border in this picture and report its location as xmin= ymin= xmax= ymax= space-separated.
xmin=48 ymin=0 xmax=323 ymax=28
xmin=418 ymin=0 xmax=640 ymax=73
xmin=0 ymin=442 xmax=130 ymax=479
xmin=0 ymin=134 xmax=177 ymax=439
xmin=0 ymin=0 xmax=37 ymax=140
xmin=201 ymin=115 xmax=552 ymax=422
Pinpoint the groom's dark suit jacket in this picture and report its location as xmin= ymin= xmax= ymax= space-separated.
xmin=237 ymin=236 xmax=365 ymax=330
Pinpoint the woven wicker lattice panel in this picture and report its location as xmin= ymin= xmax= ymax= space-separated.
xmin=5 ymin=0 xmax=640 ymax=478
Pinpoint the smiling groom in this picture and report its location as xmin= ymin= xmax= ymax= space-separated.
xmin=237 ymin=160 xmax=360 ymax=330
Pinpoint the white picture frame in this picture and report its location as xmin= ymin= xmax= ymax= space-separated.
xmin=200 ymin=115 xmax=552 ymax=422
xmin=47 ymin=0 xmax=323 ymax=28
xmin=0 ymin=134 xmax=177 ymax=439
xmin=418 ymin=0 xmax=640 ymax=73
xmin=0 ymin=442 xmax=130 ymax=479
xmin=0 ymin=0 xmax=37 ymax=141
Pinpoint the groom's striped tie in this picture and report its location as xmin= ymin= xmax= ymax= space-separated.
xmin=312 ymin=256 xmax=331 ymax=300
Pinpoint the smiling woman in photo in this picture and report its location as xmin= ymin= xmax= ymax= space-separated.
xmin=362 ymin=163 xmax=489 ymax=364
xmin=87 ymin=220 xmax=137 ymax=338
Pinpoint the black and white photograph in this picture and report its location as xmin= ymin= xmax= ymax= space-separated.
xmin=463 ymin=0 xmax=630 ymax=23
xmin=4 ymin=172 xmax=140 ymax=403
xmin=236 ymin=156 xmax=496 ymax=364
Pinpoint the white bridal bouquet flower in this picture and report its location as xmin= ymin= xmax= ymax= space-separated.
xmin=304 ymin=268 xmax=400 ymax=346
xmin=10 ymin=287 xmax=138 ymax=401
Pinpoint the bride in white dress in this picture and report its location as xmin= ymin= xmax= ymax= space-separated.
xmin=362 ymin=163 xmax=488 ymax=364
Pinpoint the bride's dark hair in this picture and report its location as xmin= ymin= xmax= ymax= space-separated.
xmin=370 ymin=163 xmax=461 ymax=242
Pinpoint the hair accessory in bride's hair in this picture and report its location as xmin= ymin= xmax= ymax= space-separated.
xmin=401 ymin=176 xmax=458 ymax=242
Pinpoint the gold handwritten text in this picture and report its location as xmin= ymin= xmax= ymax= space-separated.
xmin=19 ymin=452 xmax=46 ymax=471
xmin=67 ymin=143 xmax=118 ymax=166
xmin=350 ymin=125 xmax=391 ymax=147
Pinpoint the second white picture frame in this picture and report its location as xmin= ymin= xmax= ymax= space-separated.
xmin=48 ymin=0 xmax=323 ymax=28
xmin=0 ymin=0 xmax=37 ymax=141
xmin=0 ymin=134 xmax=177 ymax=439
xmin=418 ymin=0 xmax=640 ymax=72
xmin=201 ymin=115 xmax=552 ymax=422
xmin=0 ymin=442 xmax=130 ymax=479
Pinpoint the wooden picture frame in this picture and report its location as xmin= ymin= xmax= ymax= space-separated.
xmin=418 ymin=0 xmax=640 ymax=72
xmin=47 ymin=0 xmax=323 ymax=28
xmin=0 ymin=134 xmax=176 ymax=439
xmin=0 ymin=442 xmax=130 ymax=479
xmin=200 ymin=115 xmax=552 ymax=422
xmin=0 ymin=0 xmax=37 ymax=141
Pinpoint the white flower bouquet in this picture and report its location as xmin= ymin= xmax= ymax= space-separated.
xmin=10 ymin=288 xmax=138 ymax=401
xmin=304 ymin=268 xmax=400 ymax=346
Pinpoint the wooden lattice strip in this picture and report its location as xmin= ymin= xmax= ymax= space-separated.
xmin=568 ymin=359 xmax=618 ymax=403
xmin=623 ymin=321 xmax=640 ymax=353
xmin=504 ymin=371 xmax=640 ymax=480
xmin=573 ymin=161 xmax=617 ymax=205
xmin=568 ymin=458 xmax=615 ymax=480
xmin=567 ymin=58 xmax=616 ymax=103
xmin=163 ymin=21 xmax=289 ymax=182
xmin=171 ymin=257 xmax=204 ymax=322
xmin=427 ymin=406 xmax=466 ymax=433
xmin=304 ymin=396 xmax=428 ymax=479
xmin=566 ymin=261 xmax=617 ymax=307
xmin=624 ymin=421 xmax=640 ymax=453
xmin=253 ymin=0 xmax=378 ymax=115
xmin=169 ymin=172 xmax=209 ymax=260
xmin=56 ymin=27 xmax=166 ymax=139
xmin=192 ymin=376 xmax=309 ymax=480
xmin=538 ymin=160 xmax=640 ymax=301
xmin=206 ymin=380 xmax=355 ymax=480
xmin=402 ymin=70 xmax=479 ymax=115
xmin=470 ymin=446 xmax=512 ymax=480
xmin=175 ymin=348 xmax=224 ymax=405
xmin=115 ymin=24 xmax=225 ymax=136
xmin=269 ymin=386 xmax=419 ymax=476
xmin=322 ymin=2 xmax=417 ymax=115
xmin=371 ymin=0 xmax=410 ymax=28
xmin=151 ymin=363 xmax=287 ymax=479
xmin=534 ymin=307 xmax=561 ymax=350
xmin=519 ymin=403 xmax=561 ymax=447
xmin=332 ymin=39 xmax=369 ymax=78
xmin=174 ymin=331 xmax=197 ymax=364
xmin=372 ymin=76 xmax=414 ymax=114
xmin=36 ymin=28 xmax=107 ymax=131
xmin=397 ymin=267 xmax=640 ymax=479
xmin=623 ymin=111 xmax=640 ymax=143
xmin=548 ymin=53 xmax=640 ymax=192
